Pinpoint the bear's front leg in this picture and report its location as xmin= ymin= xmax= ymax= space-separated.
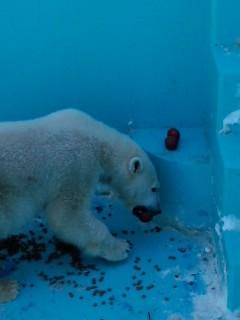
xmin=47 ymin=199 xmax=130 ymax=262
xmin=82 ymin=216 xmax=130 ymax=261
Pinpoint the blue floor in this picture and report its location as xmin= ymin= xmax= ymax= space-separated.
xmin=0 ymin=197 xmax=222 ymax=320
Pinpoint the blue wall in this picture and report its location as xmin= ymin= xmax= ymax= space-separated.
xmin=212 ymin=0 xmax=240 ymax=47
xmin=0 ymin=0 xmax=211 ymax=129
xmin=210 ymin=0 xmax=240 ymax=311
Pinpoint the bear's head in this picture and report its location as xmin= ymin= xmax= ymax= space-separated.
xmin=111 ymin=150 xmax=161 ymax=220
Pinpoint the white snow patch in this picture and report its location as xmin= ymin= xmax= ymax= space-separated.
xmin=160 ymin=269 xmax=172 ymax=279
xmin=192 ymin=291 xmax=239 ymax=320
xmin=215 ymin=223 xmax=221 ymax=237
xmin=219 ymin=109 xmax=240 ymax=134
xmin=204 ymin=247 xmax=211 ymax=253
xmin=215 ymin=209 xmax=223 ymax=237
xmin=221 ymin=215 xmax=240 ymax=231
xmin=192 ymin=236 xmax=239 ymax=320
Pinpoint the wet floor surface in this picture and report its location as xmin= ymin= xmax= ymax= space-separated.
xmin=0 ymin=197 xmax=220 ymax=320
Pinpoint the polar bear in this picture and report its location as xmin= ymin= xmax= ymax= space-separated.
xmin=0 ymin=109 xmax=161 ymax=302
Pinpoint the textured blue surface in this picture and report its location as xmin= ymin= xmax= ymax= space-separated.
xmin=0 ymin=198 xmax=217 ymax=320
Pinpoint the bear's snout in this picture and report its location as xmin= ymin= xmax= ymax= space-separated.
xmin=132 ymin=206 xmax=162 ymax=223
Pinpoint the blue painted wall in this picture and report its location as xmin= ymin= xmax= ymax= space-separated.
xmin=212 ymin=0 xmax=240 ymax=47
xmin=0 ymin=0 xmax=212 ymax=129
xmin=210 ymin=0 xmax=240 ymax=311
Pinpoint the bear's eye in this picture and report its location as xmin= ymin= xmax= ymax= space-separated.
xmin=151 ymin=187 xmax=157 ymax=192
xmin=133 ymin=160 xmax=141 ymax=173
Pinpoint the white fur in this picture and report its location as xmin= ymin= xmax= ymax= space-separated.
xmin=0 ymin=109 xmax=160 ymax=261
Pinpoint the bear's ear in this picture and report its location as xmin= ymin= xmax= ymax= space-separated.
xmin=128 ymin=157 xmax=143 ymax=174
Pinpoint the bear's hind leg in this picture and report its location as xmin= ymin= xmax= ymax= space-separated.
xmin=47 ymin=197 xmax=130 ymax=262
xmin=0 ymin=280 xmax=19 ymax=303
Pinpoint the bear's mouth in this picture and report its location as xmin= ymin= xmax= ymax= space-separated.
xmin=132 ymin=206 xmax=162 ymax=223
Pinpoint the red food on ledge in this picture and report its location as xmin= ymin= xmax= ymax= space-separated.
xmin=165 ymin=136 xmax=178 ymax=150
xmin=167 ymin=128 xmax=180 ymax=140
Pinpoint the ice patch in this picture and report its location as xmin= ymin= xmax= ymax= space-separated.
xmin=192 ymin=243 xmax=239 ymax=320
xmin=192 ymin=291 xmax=239 ymax=320
xmin=215 ymin=223 xmax=221 ymax=237
xmin=215 ymin=209 xmax=223 ymax=237
xmin=204 ymin=247 xmax=211 ymax=253
xmin=160 ymin=269 xmax=172 ymax=279
xmin=219 ymin=109 xmax=240 ymax=134
xmin=221 ymin=215 xmax=240 ymax=231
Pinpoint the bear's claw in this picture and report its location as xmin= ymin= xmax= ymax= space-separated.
xmin=101 ymin=238 xmax=130 ymax=262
